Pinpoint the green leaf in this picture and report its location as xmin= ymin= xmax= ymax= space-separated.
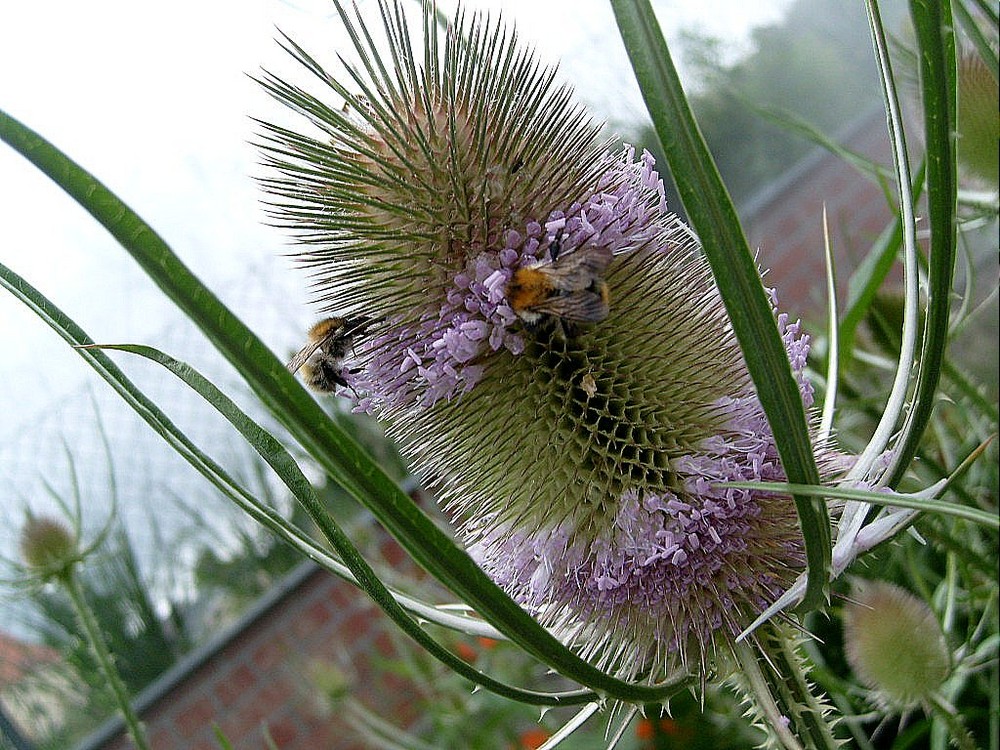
xmin=954 ymin=0 xmax=999 ymax=82
xmin=90 ymin=342 xmax=599 ymax=707
xmin=841 ymin=0 xmax=924 ymax=484
xmin=727 ymin=481 xmax=999 ymax=529
xmin=0 ymin=109 xmax=689 ymax=703
xmin=751 ymin=104 xmax=895 ymax=188
xmin=838 ymin=162 xmax=926 ymax=371
xmin=884 ymin=0 xmax=958 ymax=485
xmin=0 ymin=262 xmax=596 ymax=705
xmin=609 ymin=0 xmax=829 ymax=612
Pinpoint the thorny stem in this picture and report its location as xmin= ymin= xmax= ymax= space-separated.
xmin=62 ymin=567 xmax=150 ymax=750
xmin=925 ymin=692 xmax=977 ymax=750
xmin=734 ymin=625 xmax=841 ymax=750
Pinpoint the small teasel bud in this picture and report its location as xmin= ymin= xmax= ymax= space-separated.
xmin=956 ymin=46 xmax=999 ymax=191
xmin=843 ymin=579 xmax=951 ymax=708
xmin=19 ymin=514 xmax=79 ymax=575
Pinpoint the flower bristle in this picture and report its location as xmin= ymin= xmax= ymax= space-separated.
xmin=261 ymin=0 xmax=832 ymax=683
xmin=257 ymin=1 xmax=608 ymax=322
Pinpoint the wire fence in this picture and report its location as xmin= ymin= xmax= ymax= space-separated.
xmin=0 ymin=258 xmax=319 ymax=637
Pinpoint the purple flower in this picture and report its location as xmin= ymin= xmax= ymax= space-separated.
xmin=260 ymin=0 xmax=839 ymax=681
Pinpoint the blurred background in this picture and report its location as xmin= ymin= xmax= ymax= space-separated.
xmin=1 ymin=0 xmax=995 ymax=747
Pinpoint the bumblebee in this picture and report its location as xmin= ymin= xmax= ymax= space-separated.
xmin=286 ymin=316 xmax=370 ymax=395
xmin=505 ymin=240 xmax=612 ymax=326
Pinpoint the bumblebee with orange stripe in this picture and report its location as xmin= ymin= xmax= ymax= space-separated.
xmin=505 ymin=240 xmax=612 ymax=327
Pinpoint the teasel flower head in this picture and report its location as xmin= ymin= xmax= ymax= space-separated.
xmin=259 ymin=0 xmax=838 ymax=683
xmin=843 ymin=579 xmax=951 ymax=709
xmin=19 ymin=513 xmax=80 ymax=578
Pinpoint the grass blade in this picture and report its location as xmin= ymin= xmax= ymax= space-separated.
xmin=0 ymin=261 xmax=598 ymax=705
xmin=728 ymin=481 xmax=998 ymax=529
xmin=885 ymin=0 xmax=959 ymax=485
xmin=88 ymin=342 xmax=599 ymax=706
xmin=845 ymin=0 xmax=923 ymax=483
xmin=609 ymin=0 xmax=829 ymax=612
xmin=0 ymin=109 xmax=689 ymax=702
xmin=837 ymin=162 xmax=926 ymax=370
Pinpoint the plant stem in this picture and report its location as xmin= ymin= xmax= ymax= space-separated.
xmin=733 ymin=624 xmax=841 ymax=750
xmin=926 ymin=692 xmax=977 ymax=750
xmin=62 ymin=567 xmax=150 ymax=750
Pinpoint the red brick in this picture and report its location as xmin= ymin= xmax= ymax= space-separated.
xmin=371 ymin=630 xmax=396 ymax=659
xmin=215 ymin=663 xmax=255 ymax=708
xmin=326 ymin=577 xmax=361 ymax=613
xmin=174 ymin=694 xmax=216 ymax=738
xmin=147 ymin=725 xmax=179 ymax=748
xmin=378 ymin=537 xmax=408 ymax=567
xmin=224 ymin=700 xmax=268 ymax=746
xmin=251 ymin=639 xmax=285 ymax=671
xmin=292 ymin=598 xmax=331 ymax=639
xmin=264 ymin=716 xmax=299 ymax=746
xmin=340 ymin=605 xmax=376 ymax=641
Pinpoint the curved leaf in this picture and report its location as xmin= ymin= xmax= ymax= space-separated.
xmin=0 ymin=261 xmax=600 ymax=705
xmin=609 ymin=0 xmax=829 ymax=611
xmin=885 ymin=0 xmax=958 ymax=485
xmin=0 ymin=109 xmax=690 ymax=702
xmin=91 ymin=342 xmax=602 ymax=706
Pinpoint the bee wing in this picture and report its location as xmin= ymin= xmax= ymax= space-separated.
xmin=543 ymin=246 xmax=613 ymax=291
xmin=286 ymin=337 xmax=326 ymax=374
xmin=341 ymin=316 xmax=373 ymax=339
xmin=532 ymin=289 xmax=609 ymax=323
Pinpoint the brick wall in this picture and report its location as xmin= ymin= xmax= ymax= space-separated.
xmin=742 ymin=108 xmax=899 ymax=320
xmin=81 ymin=546 xmax=423 ymax=750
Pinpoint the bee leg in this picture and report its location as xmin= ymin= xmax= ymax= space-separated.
xmin=330 ymin=369 xmax=363 ymax=399
xmin=548 ymin=231 xmax=563 ymax=262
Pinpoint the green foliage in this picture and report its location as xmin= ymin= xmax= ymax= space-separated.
xmin=29 ymin=528 xmax=183 ymax=697
xmin=16 ymin=527 xmax=183 ymax=748
xmin=0 ymin=0 xmax=996 ymax=748
xmin=310 ymin=624 xmax=763 ymax=749
xmin=632 ymin=0 xmax=906 ymax=209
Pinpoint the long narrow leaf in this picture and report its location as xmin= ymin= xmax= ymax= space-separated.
xmin=0 ymin=109 xmax=689 ymax=702
xmin=727 ymin=481 xmax=998 ymax=529
xmin=90 ymin=342 xmax=600 ymax=706
xmin=885 ymin=0 xmax=958 ymax=485
xmin=819 ymin=207 xmax=839 ymax=442
xmin=954 ymin=0 xmax=999 ymax=81
xmin=837 ymin=162 xmax=927 ymax=370
xmin=845 ymin=0 xmax=923 ymax=483
xmin=751 ymin=105 xmax=895 ymax=186
xmin=0 ymin=262 xmax=599 ymax=705
xmin=609 ymin=0 xmax=829 ymax=612
xmin=968 ymin=0 xmax=999 ymax=28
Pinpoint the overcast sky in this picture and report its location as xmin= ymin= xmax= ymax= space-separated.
xmin=0 ymin=0 xmax=795 ymax=436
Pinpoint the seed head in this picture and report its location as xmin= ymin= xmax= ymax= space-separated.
xmin=844 ymin=579 xmax=950 ymax=708
xmin=20 ymin=514 xmax=79 ymax=576
xmin=260 ymin=0 xmax=836 ymax=681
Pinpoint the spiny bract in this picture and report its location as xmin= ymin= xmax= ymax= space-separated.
xmin=259 ymin=0 xmax=835 ymax=682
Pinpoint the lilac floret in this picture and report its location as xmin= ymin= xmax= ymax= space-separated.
xmin=352 ymin=146 xmax=670 ymax=413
